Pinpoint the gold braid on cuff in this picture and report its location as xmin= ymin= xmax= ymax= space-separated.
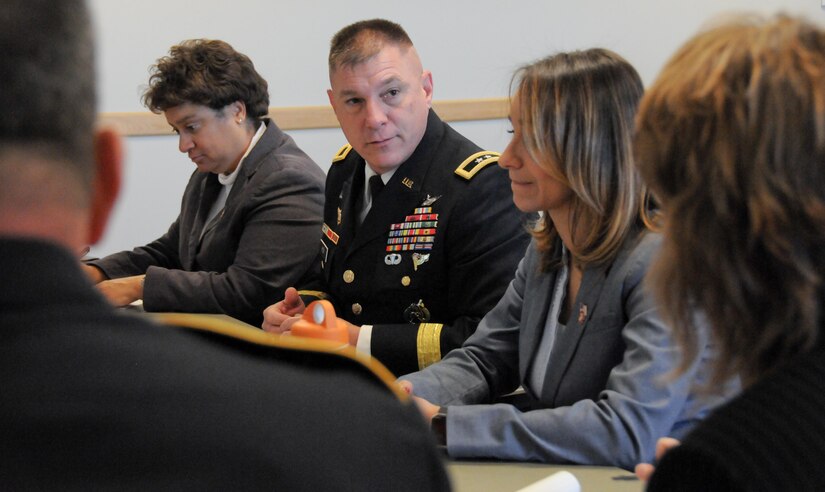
xmin=416 ymin=323 xmax=443 ymax=370
xmin=296 ymin=290 xmax=328 ymax=300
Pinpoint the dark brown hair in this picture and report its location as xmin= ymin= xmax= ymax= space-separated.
xmin=635 ymin=15 xmax=825 ymax=385
xmin=143 ymin=39 xmax=269 ymax=123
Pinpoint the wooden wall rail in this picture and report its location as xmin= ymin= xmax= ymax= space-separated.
xmin=98 ymin=97 xmax=509 ymax=137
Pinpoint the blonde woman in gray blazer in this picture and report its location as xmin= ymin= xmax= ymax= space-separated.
xmin=400 ymin=49 xmax=735 ymax=470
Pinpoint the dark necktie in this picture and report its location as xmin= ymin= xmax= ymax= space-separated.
xmin=368 ymin=174 xmax=384 ymax=202
xmin=355 ymin=174 xmax=384 ymax=230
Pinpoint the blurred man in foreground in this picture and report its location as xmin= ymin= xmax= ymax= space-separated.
xmin=0 ymin=2 xmax=449 ymax=489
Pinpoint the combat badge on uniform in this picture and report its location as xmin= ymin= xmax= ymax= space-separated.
xmin=412 ymin=253 xmax=430 ymax=271
xmin=422 ymin=194 xmax=441 ymax=206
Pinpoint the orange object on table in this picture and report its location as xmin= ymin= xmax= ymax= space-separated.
xmin=290 ymin=300 xmax=348 ymax=344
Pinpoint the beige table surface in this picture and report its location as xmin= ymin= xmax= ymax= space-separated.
xmin=447 ymin=460 xmax=643 ymax=492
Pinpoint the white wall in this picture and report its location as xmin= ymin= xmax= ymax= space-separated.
xmin=88 ymin=0 xmax=822 ymax=256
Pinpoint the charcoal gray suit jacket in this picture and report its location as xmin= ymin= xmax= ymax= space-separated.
xmin=89 ymin=120 xmax=324 ymax=326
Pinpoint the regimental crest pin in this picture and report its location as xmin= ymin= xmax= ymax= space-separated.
xmin=337 ymin=207 xmax=342 ymax=225
xmin=404 ymin=299 xmax=431 ymax=323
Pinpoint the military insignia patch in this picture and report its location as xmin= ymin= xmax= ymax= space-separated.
xmin=454 ymin=151 xmax=501 ymax=180
xmin=331 ymin=144 xmax=352 ymax=163
xmin=421 ymin=195 xmax=441 ymax=206
xmin=404 ymin=299 xmax=431 ymax=323
xmin=322 ymin=223 xmax=339 ymax=245
xmin=412 ymin=253 xmax=430 ymax=271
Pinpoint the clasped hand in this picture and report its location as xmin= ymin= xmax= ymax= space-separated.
xmin=262 ymin=287 xmax=361 ymax=345
xmin=261 ymin=287 xmax=306 ymax=333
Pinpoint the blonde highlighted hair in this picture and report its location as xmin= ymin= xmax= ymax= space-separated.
xmin=513 ymin=49 xmax=649 ymax=270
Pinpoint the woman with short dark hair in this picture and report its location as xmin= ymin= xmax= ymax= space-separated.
xmin=85 ymin=39 xmax=325 ymax=326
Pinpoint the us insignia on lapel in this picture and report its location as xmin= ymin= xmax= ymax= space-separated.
xmin=577 ymin=304 xmax=588 ymax=325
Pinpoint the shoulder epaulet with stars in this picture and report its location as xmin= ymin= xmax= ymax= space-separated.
xmin=331 ymin=144 xmax=353 ymax=163
xmin=454 ymin=151 xmax=501 ymax=180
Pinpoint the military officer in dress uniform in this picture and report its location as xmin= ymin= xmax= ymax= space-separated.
xmin=262 ymin=18 xmax=530 ymax=376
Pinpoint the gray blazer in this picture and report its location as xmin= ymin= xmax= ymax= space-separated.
xmin=402 ymin=231 xmax=734 ymax=469
xmin=89 ymin=120 xmax=325 ymax=326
